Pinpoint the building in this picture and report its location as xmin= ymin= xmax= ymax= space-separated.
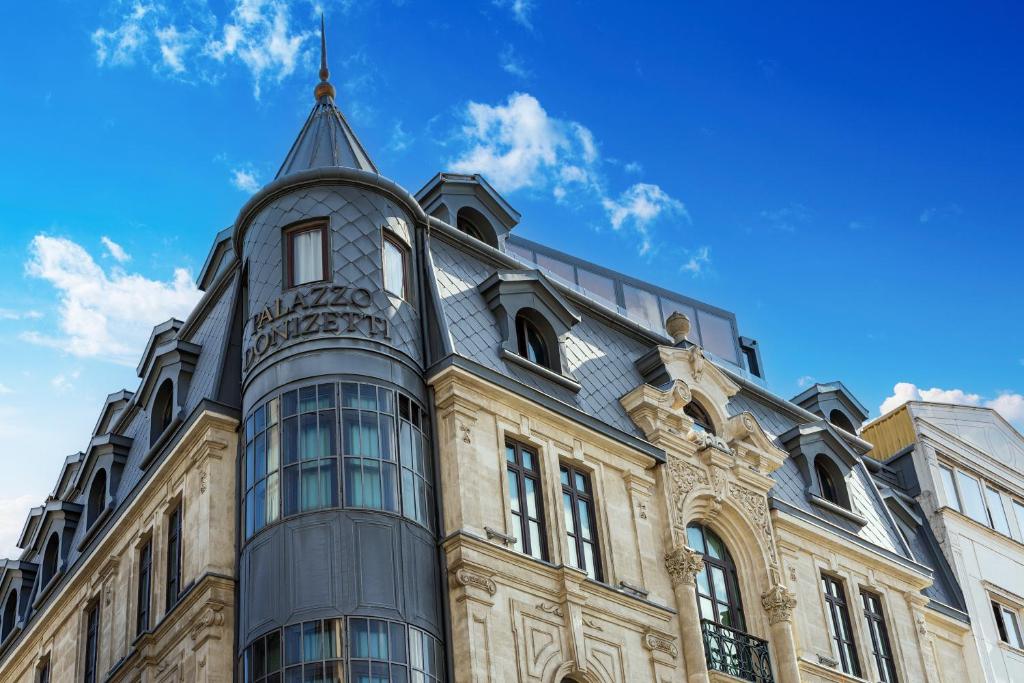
xmin=0 ymin=23 xmax=985 ymax=683
xmin=863 ymin=401 xmax=1024 ymax=681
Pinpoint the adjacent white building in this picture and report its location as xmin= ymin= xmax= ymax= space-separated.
xmin=864 ymin=401 xmax=1024 ymax=682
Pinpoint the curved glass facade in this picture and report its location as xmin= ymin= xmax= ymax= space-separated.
xmin=243 ymin=381 xmax=433 ymax=541
xmin=241 ymin=617 xmax=443 ymax=683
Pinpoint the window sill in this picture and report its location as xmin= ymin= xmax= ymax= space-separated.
xmin=76 ymin=505 xmax=113 ymax=552
xmin=998 ymin=640 xmax=1024 ymax=659
xmin=808 ymin=494 xmax=868 ymax=527
xmin=32 ymin=570 xmax=63 ymax=609
xmin=140 ymin=414 xmax=183 ymax=470
xmin=500 ymin=349 xmax=581 ymax=393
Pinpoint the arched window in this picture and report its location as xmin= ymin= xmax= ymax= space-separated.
xmin=685 ymin=401 xmax=715 ymax=435
xmin=816 ymin=460 xmax=839 ymax=504
xmin=41 ymin=533 xmax=59 ymax=587
xmin=1 ymin=590 xmax=17 ymax=640
xmin=87 ymin=470 xmax=107 ymax=527
xmin=151 ymin=379 xmax=174 ymax=445
xmin=829 ymin=409 xmax=856 ymax=434
xmin=687 ymin=522 xmax=746 ymax=630
xmin=456 ymin=215 xmax=483 ymax=240
xmin=455 ymin=207 xmax=498 ymax=247
xmin=516 ymin=311 xmax=552 ymax=370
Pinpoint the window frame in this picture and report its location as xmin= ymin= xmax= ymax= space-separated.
xmin=822 ymin=574 xmax=861 ymax=677
xmin=36 ymin=655 xmax=50 ymax=683
xmin=285 ymin=222 xmax=330 ymax=289
xmin=382 ymin=231 xmax=410 ymax=301
xmin=83 ymin=600 xmax=100 ymax=683
xmin=165 ymin=501 xmax=183 ymax=612
xmin=861 ymin=590 xmax=899 ymax=683
xmin=136 ymin=537 xmax=153 ymax=636
xmin=560 ymin=463 xmax=603 ymax=582
xmin=992 ymin=599 xmax=1024 ymax=650
xmin=687 ymin=522 xmax=747 ymax=632
xmin=684 ymin=401 xmax=715 ymax=435
xmin=505 ymin=439 xmax=548 ymax=562
xmin=940 ymin=460 xmax=1018 ymax=539
xmin=515 ymin=312 xmax=551 ymax=370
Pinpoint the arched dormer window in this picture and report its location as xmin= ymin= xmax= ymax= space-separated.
xmin=829 ymin=409 xmax=856 ymax=434
xmin=816 ymin=459 xmax=839 ymax=504
xmin=685 ymin=401 xmax=716 ymax=435
xmin=151 ymin=379 xmax=174 ymax=446
xmin=516 ymin=311 xmax=551 ymax=369
xmin=455 ymin=207 xmax=498 ymax=248
xmin=813 ymin=455 xmax=851 ymax=510
xmin=457 ymin=215 xmax=483 ymax=240
xmin=41 ymin=533 xmax=59 ymax=587
xmin=87 ymin=470 xmax=107 ymax=528
xmin=1 ymin=590 xmax=16 ymax=640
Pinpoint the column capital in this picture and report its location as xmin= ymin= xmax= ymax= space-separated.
xmin=761 ymin=584 xmax=798 ymax=625
xmin=665 ymin=545 xmax=703 ymax=587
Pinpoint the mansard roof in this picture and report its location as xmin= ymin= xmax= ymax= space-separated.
xmin=91 ymin=390 xmax=133 ymax=438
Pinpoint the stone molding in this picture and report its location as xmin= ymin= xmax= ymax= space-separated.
xmin=760 ymin=584 xmax=798 ymax=625
xmin=664 ymin=546 xmax=703 ymax=587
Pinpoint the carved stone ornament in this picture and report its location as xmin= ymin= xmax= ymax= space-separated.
xmin=454 ymin=568 xmax=497 ymax=596
xmin=665 ymin=545 xmax=704 ymax=587
xmin=690 ymin=346 xmax=706 ymax=382
xmin=760 ymin=584 xmax=798 ymax=625
xmin=667 ymin=458 xmax=709 ymax=522
xmin=190 ymin=604 xmax=225 ymax=643
xmin=458 ymin=422 xmax=472 ymax=444
xmin=688 ymin=429 xmax=732 ymax=455
xmin=537 ymin=602 xmax=564 ymax=618
xmin=729 ymin=482 xmax=777 ymax=561
xmin=643 ymin=629 xmax=679 ymax=658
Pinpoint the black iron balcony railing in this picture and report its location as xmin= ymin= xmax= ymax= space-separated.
xmin=701 ymin=618 xmax=774 ymax=683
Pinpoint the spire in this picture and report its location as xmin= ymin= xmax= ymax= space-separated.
xmin=275 ymin=15 xmax=378 ymax=179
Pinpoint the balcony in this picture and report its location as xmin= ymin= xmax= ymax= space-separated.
xmin=701 ymin=619 xmax=774 ymax=683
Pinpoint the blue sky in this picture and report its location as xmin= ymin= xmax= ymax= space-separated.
xmin=0 ymin=0 xmax=1021 ymax=551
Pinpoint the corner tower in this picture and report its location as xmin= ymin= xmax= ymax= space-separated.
xmin=233 ymin=19 xmax=445 ymax=680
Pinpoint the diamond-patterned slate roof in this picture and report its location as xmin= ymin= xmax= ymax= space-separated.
xmin=275 ymin=97 xmax=378 ymax=179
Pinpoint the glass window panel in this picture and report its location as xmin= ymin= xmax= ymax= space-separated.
xmin=267 ymin=425 xmax=280 ymax=471
xmin=299 ymin=414 xmax=319 ymax=460
xmin=378 ymin=388 xmax=394 ymax=415
xmin=506 ymin=445 xmax=516 ymax=464
xmin=706 ymin=533 xmax=725 ymax=560
xmin=343 ymin=411 xmax=359 ymax=455
xmin=285 ymin=668 xmax=302 ymax=683
xmin=507 ymin=472 xmax=521 ymax=513
xmin=358 ymin=384 xmax=378 ymax=411
xmin=1014 ymin=501 xmax=1024 ymax=541
xmin=318 ymin=383 xmax=335 ymax=409
xmin=285 ymin=625 xmax=303 ymax=665
xmin=697 ymin=568 xmax=711 ymax=597
xmin=535 ymin=253 xmax=575 ymax=282
xmin=956 ymin=471 xmax=988 ymax=523
xmin=267 ymin=472 xmax=280 ymax=523
xmin=524 ymin=478 xmax=540 ymax=518
xmin=577 ymin=500 xmax=592 ymax=540
xmin=529 ymin=521 xmax=543 ymax=557
xmin=583 ymin=543 xmax=597 ymax=579
xmin=381 ymin=463 xmax=399 ymax=511
xmin=282 ymin=391 xmax=297 ymax=417
xmin=246 ymin=415 xmax=255 ymax=442
xmin=987 ymin=487 xmax=1010 ymax=534
xmin=302 ymin=662 xmax=323 ymax=683
xmin=267 ymin=631 xmax=282 ymax=671
xmin=321 ymin=459 xmax=339 ymax=508
xmin=359 ymin=412 xmax=381 ymax=458
xmin=390 ymin=623 xmax=407 ymax=663
xmin=283 ymin=465 xmax=300 ymax=516
xmin=711 ymin=566 xmax=728 ymax=602
xmin=301 ymin=461 xmax=322 ymax=511
xmin=659 ymin=300 xmax=700 ymax=342
xmin=696 ymin=309 xmax=739 ymax=363
xmin=574 ymin=472 xmax=586 ymax=492
xmin=254 ymin=637 xmax=267 ymax=677
xmin=565 ymin=536 xmax=579 ymax=568
xmin=686 ymin=525 xmax=706 ymax=554
xmin=254 ymin=480 xmax=266 ymax=531
xmin=342 ymin=383 xmax=360 ymax=409
xmin=245 ymin=491 xmax=254 ymax=537
xmin=576 ymin=268 xmax=616 ymax=306
xmin=255 ymin=405 xmax=266 ymax=433
xmin=522 ymin=450 xmax=534 ymax=471
xmin=282 ymin=417 xmax=298 ymax=465
xmin=383 ymin=237 xmax=407 ymax=297
xmin=699 ymin=596 xmax=714 ymax=621
xmin=255 ymin=433 xmax=267 ymax=479
xmin=291 ymin=229 xmax=324 ymax=286
xmin=562 ymin=492 xmax=574 ymax=532
xmin=622 ymin=284 xmax=661 ymax=328
xmin=505 ymin=242 xmax=534 ymax=262
xmin=303 ymin=621 xmax=323 ymax=661
xmin=299 ymin=385 xmax=318 ymax=413
xmin=246 ymin=443 xmax=255 ymax=489
xmin=380 ymin=416 xmax=396 ymax=462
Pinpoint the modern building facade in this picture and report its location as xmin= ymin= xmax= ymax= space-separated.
xmin=863 ymin=401 xmax=1024 ymax=682
xmin=0 ymin=25 xmax=993 ymax=683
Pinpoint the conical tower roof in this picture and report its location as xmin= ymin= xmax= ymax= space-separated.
xmin=275 ymin=17 xmax=378 ymax=179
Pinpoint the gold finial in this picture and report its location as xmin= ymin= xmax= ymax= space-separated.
xmin=314 ymin=14 xmax=336 ymax=101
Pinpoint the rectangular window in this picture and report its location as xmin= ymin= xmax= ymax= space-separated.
xmin=37 ymin=656 xmax=50 ymax=683
xmin=622 ymin=284 xmax=661 ymax=329
xmin=287 ymin=224 xmax=328 ymax=287
xmin=955 ymin=470 xmax=988 ymax=524
xmin=560 ymin=464 xmax=602 ymax=582
xmin=348 ymin=618 xmax=408 ymax=681
xmin=576 ymin=268 xmax=617 ymax=307
xmin=166 ymin=503 xmax=182 ymax=611
xmin=505 ymin=440 xmax=547 ymax=561
xmin=986 ymin=487 xmax=1011 ymax=535
xmin=382 ymin=233 xmax=408 ymax=299
xmin=862 ymin=591 xmax=899 ymax=683
xmin=342 ymin=383 xmax=398 ymax=513
xmin=83 ymin=603 xmax=99 ymax=683
xmin=409 ymin=626 xmax=444 ymax=682
xmin=1013 ymin=500 xmax=1024 ymax=541
xmin=993 ymin=600 xmax=1024 ymax=649
xmin=938 ymin=465 xmax=960 ymax=511
xmin=822 ymin=575 xmax=860 ymax=677
xmin=136 ymin=539 xmax=152 ymax=636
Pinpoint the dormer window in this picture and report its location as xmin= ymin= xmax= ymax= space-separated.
xmin=86 ymin=470 xmax=107 ymax=528
xmin=457 ymin=215 xmax=483 ymax=240
xmin=816 ymin=460 xmax=840 ymax=505
xmin=382 ymin=232 xmax=408 ymax=300
xmin=2 ymin=590 xmax=17 ymax=640
xmin=151 ymin=379 xmax=174 ymax=446
xmin=286 ymin=223 xmax=329 ymax=288
xmin=516 ymin=312 xmax=550 ymax=369
xmin=685 ymin=401 xmax=715 ymax=435
xmin=41 ymin=533 xmax=59 ymax=587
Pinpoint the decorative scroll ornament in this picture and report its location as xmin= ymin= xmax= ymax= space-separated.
xmin=538 ymin=602 xmax=564 ymax=618
xmin=665 ymin=546 xmax=704 ymax=587
xmin=643 ymin=630 xmax=679 ymax=658
xmin=729 ymin=482 xmax=777 ymax=561
xmin=667 ymin=457 xmax=708 ymax=522
xmin=688 ymin=429 xmax=732 ymax=454
xmin=454 ymin=568 xmax=497 ymax=596
xmin=190 ymin=603 xmax=226 ymax=643
xmin=690 ymin=346 xmax=706 ymax=382
xmin=760 ymin=584 xmax=798 ymax=625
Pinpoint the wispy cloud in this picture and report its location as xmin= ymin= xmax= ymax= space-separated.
xmin=0 ymin=383 xmax=13 ymax=395
xmin=51 ymin=370 xmax=81 ymax=394
xmin=22 ymin=234 xmax=201 ymax=365
xmin=499 ymin=44 xmax=531 ymax=78
xmin=494 ymin=0 xmax=535 ymax=28
xmin=879 ymin=382 xmax=1024 ymax=425
xmin=101 ymin=236 xmax=131 ymax=263
xmin=450 ymin=92 xmax=689 ymax=256
xmin=623 ymin=161 xmax=643 ymax=174
xmin=92 ymin=1 xmax=313 ymax=98
xmin=231 ymin=167 xmax=261 ymax=193
xmin=680 ymin=246 xmax=711 ymax=276
xmin=797 ymin=375 xmax=816 ymax=388
xmin=0 ymin=309 xmax=43 ymax=321
xmin=759 ymin=203 xmax=809 ymax=233
xmin=386 ymin=121 xmax=411 ymax=152
xmin=919 ymin=203 xmax=962 ymax=224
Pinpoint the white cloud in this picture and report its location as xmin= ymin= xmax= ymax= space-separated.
xmin=22 ymin=235 xmax=202 ymax=365
xmin=760 ymin=204 xmax=809 ymax=233
xmin=0 ymin=383 xmax=13 ymax=395
xmin=101 ymin=236 xmax=131 ymax=263
xmin=878 ymin=382 xmax=1024 ymax=425
xmin=494 ymin=0 xmax=535 ymax=28
xmin=499 ymin=44 xmax=531 ymax=78
xmin=386 ymin=121 xmax=411 ymax=152
xmin=602 ymin=183 xmax=688 ymax=255
xmin=451 ymin=92 xmax=689 ymax=256
xmin=919 ymin=204 xmax=962 ymax=224
xmin=623 ymin=161 xmax=643 ymax=174
xmin=0 ymin=309 xmax=43 ymax=321
xmin=51 ymin=371 xmax=81 ymax=394
xmin=797 ymin=375 xmax=816 ymax=388
xmin=0 ymin=495 xmax=37 ymax=559
xmin=92 ymin=1 xmax=312 ymax=98
xmin=681 ymin=246 xmax=711 ymax=276
xmin=231 ymin=167 xmax=261 ymax=193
